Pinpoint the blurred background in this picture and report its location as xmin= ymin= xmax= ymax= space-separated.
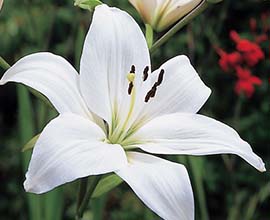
xmin=0 ymin=0 xmax=269 ymax=219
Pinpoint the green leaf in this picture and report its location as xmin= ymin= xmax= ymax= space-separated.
xmin=22 ymin=134 xmax=40 ymax=152
xmin=92 ymin=174 xmax=123 ymax=198
xmin=145 ymin=24 xmax=153 ymax=49
xmin=17 ymin=85 xmax=42 ymax=220
xmin=28 ymin=86 xmax=54 ymax=109
xmin=74 ymin=0 xmax=102 ymax=11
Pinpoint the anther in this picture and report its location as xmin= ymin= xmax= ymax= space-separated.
xmin=156 ymin=69 xmax=164 ymax=86
xmin=145 ymin=90 xmax=152 ymax=102
xmin=128 ymin=82 xmax=134 ymax=95
xmin=144 ymin=69 xmax=165 ymax=102
xmin=143 ymin=66 xmax=149 ymax=81
xmin=130 ymin=65 xmax=136 ymax=73
xmin=150 ymin=85 xmax=157 ymax=98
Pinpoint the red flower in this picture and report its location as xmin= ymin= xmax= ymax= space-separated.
xmin=230 ymin=30 xmax=265 ymax=66
xmin=234 ymin=66 xmax=262 ymax=98
xmin=216 ymin=48 xmax=242 ymax=72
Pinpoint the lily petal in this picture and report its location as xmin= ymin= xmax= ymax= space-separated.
xmin=129 ymin=0 xmax=157 ymax=25
xmin=134 ymin=113 xmax=265 ymax=172
xmin=0 ymin=52 xmax=90 ymax=118
xmin=79 ymin=4 xmax=151 ymax=124
xmin=116 ymin=152 xmax=194 ymax=220
xmin=140 ymin=55 xmax=211 ymax=121
xmin=158 ymin=0 xmax=202 ymax=31
xmin=24 ymin=113 xmax=127 ymax=194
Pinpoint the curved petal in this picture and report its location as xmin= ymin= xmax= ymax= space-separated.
xmin=24 ymin=113 xmax=127 ymax=194
xmin=0 ymin=52 xmax=91 ymax=118
xmin=139 ymin=55 xmax=211 ymax=121
xmin=158 ymin=0 xmax=201 ymax=30
xmin=79 ymin=5 xmax=151 ymax=124
xmin=134 ymin=113 xmax=265 ymax=172
xmin=129 ymin=0 xmax=157 ymax=25
xmin=116 ymin=152 xmax=194 ymax=220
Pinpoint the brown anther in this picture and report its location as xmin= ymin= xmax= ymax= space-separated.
xmin=144 ymin=85 xmax=157 ymax=102
xmin=156 ymin=69 xmax=164 ymax=86
xmin=145 ymin=90 xmax=153 ymax=102
xmin=150 ymin=85 xmax=157 ymax=98
xmin=128 ymin=82 xmax=134 ymax=95
xmin=143 ymin=66 xmax=149 ymax=81
xmin=130 ymin=65 xmax=136 ymax=73
xmin=144 ymin=69 xmax=165 ymax=102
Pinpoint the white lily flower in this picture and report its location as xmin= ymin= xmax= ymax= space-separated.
xmin=129 ymin=0 xmax=202 ymax=31
xmin=0 ymin=4 xmax=265 ymax=220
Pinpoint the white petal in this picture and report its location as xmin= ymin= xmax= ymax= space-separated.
xmin=129 ymin=0 xmax=157 ymax=25
xmin=140 ymin=55 xmax=211 ymax=122
xmin=24 ymin=113 xmax=127 ymax=194
xmin=0 ymin=52 xmax=91 ymax=118
xmin=116 ymin=152 xmax=194 ymax=220
xmin=79 ymin=5 xmax=151 ymax=123
xmin=134 ymin=113 xmax=265 ymax=172
xmin=158 ymin=0 xmax=202 ymax=30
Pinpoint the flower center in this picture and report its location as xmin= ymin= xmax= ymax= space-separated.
xmin=107 ymin=64 xmax=165 ymax=147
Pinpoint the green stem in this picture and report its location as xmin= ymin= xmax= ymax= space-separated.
xmin=233 ymin=94 xmax=244 ymax=129
xmin=76 ymin=177 xmax=89 ymax=213
xmin=145 ymin=24 xmax=154 ymax=49
xmin=76 ymin=176 xmax=102 ymax=220
xmin=188 ymin=157 xmax=209 ymax=220
xmin=150 ymin=0 xmax=209 ymax=53
xmin=0 ymin=56 xmax=10 ymax=70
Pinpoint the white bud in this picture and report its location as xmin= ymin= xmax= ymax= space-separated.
xmin=129 ymin=0 xmax=202 ymax=32
xmin=0 ymin=0 xmax=3 ymax=11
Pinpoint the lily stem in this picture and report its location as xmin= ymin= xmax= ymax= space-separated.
xmin=76 ymin=175 xmax=102 ymax=220
xmin=76 ymin=177 xmax=89 ymax=214
xmin=0 ymin=56 xmax=10 ymax=70
xmin=150 ymin=0 xmax=209 ymax=53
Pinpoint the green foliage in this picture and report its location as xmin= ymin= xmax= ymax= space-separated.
xmin=74 ymin=0 xmax=102 ymax=11
xmin=92 ymin=174 xmax=123 ymax=198
xmin=22 ymin=134 xmax=40 ymax=152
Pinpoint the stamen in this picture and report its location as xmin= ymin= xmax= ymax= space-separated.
xmin=145 ymin=84 xmax=157 ymax=102
xmin=143 ymin=66 xmax=149 ymax=81
xmin=156 ymin=69 xmax=164 ymax=86
xmin=128 ymin=82 xmax=134 ymax=95
xmin=150 ymin=84 xmax=157 ymax=98
xmin=130 ymin=65 xmax=135 ymax=73
xmin=144 ymin=69 xmax=165 ymax=102
xmin=145 ymin=90 xmax=152 ymax=102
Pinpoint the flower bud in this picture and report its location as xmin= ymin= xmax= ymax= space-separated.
xmin=129 ymin=0 xmax=202 ymax=32
xmin=0 ymin=0 xmax=3 ymax=11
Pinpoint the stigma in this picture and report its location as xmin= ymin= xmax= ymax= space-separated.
xmin=127 ymin=65 xmax=136 ymax=95
xmin=126 ymin=65 xmax=165 ymax=102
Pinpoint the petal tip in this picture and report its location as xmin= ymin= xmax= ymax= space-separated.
xmin=24 ymin=178 xmax=45 ymax=194
xmin=258 ymin=161 xmax=266 ymax=172
xmin=253 ymin=156 xmax=266 ymax=172
xmin=23 ymin=179 xmax=33 ymax=193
